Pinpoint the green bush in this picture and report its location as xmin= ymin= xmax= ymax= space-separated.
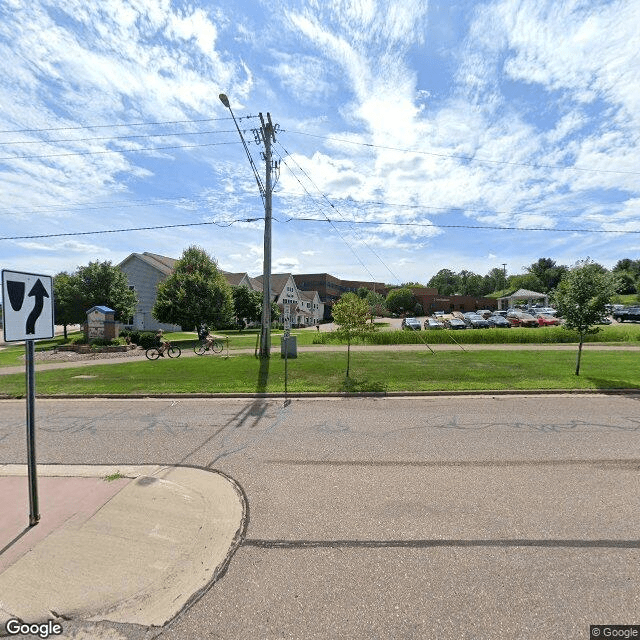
xmin=70 ymin=335 xmax=87 ymax=345
xmin=137 ymin=332 xmax=158 ymax=350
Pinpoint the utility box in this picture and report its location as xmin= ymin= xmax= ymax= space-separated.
xmin=85 ymin=306 xmax=118 ymax=341
xmin=280 ymin=334 xmax=297 ymax=358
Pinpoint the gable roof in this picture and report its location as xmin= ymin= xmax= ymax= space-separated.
xmin=119 ymin=252 xmax=176 ymax=276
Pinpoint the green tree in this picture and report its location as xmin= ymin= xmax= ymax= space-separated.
xmin=613 ymin=259 xmax=640 ymax=278
xmin=332 ymin=292 xmax=378 ymax=377
xmin=484 ymin=267 xmax=508 ymax=294
xmin=356 ymin=287 xmax=370 ymax=299
xmin=75 ymin=261 xmax=137 ymax=323
xmin=427 ymin=269 xmax=458 ymax=295
xmin=554 ymin=260 xmax=615 ymax=375
xmin=613 ymin=271 xmax=636 ymax=295
xmin=385 ymin=287 xmax=415 ymax=315
xmin=365 ymin=291 xmax=386 ymax=318
xmin=232 ymin=286 xmax=262 ymax=329
xmin=457 ymin=270 xmax=484 ymax=296
xmin=53 ymin=271 xmax=84 ymax=338
xmin=153 ymin=246 xmax=233 ymax=330
xmin=526 ymin=258 xmax=568 ymax=292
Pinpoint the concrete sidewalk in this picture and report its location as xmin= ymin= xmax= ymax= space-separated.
xmin=0 ymin=464 xmax=246 ymax=629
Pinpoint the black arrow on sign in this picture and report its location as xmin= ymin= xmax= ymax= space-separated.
xmin=26 ymin=279 xmax=49 ymax=335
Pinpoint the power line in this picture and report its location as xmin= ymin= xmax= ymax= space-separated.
xmin=287 ymin=130 xmax=640 ymax=176
xmin=2 ymin=215 xmax=639 ymax=242
xmin=0 ymin=115 xmax=257 ymax=135
xmin=275 ymin=152 xmax=380 ymax=282
xmin=0 ymin=129 xmax=242 ymax=146
xmin=0 ymin=218 xmax=264 ymax=241
xmin=0 ymin=140 xmax=241 ymax=161
xmin=276 ymin=143 xmax=402 ymax=283
xmin=277 ymin=216 xmax=640 ymax=234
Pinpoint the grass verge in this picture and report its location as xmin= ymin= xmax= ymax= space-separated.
xmin=1 ymin=349 xmax=638 ymax=396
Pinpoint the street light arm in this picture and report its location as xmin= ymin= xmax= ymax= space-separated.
xmin=218 ymin=93 xmax=265 ymax=200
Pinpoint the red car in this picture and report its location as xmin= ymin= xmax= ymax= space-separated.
xmin=536 ymin=313 xmax=560 ymax=326
xmin=506 ymin=311 xmax=539 ymax=327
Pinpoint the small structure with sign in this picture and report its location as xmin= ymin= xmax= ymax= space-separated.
xmin=85 ymin=306 xmax=119 ymax=342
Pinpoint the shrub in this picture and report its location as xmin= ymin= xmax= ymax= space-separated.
xmin=137 ymin=332 xmax=158 ymax=350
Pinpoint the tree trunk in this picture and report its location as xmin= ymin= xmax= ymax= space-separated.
xmin=346 ymin=340 xmax=351 ymax=377
xmin=63 ymin=324 xmax=68 ymax=339
xmin=575 ymin=335 xmax=583 ymax=376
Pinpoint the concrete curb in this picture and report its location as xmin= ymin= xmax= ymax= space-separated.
xmin=1 ymin=388 xmax=640 ymax=400
xmin=0 ymin=464 xmax=247 ymax=628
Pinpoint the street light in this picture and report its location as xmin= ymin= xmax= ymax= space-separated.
xmin=218 ymin=93 xmax=273 ymax=358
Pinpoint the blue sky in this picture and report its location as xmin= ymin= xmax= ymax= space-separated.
xmin=1 ymin=0 xmax=639 ymax=285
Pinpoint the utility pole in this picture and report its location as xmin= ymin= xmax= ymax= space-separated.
xmin=258 ymin=112 xmax=276 ymax=358
xmin=219 ymin=94 xmax=278 ymax=359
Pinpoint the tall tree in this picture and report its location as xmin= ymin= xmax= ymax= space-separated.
xmin=75 ymin=261 xmax=137 ymax=322
xmin=153 ymin=246 xmax=234 ymax=330
xmin=332 ymin=292 xmax=378 ymax=377
xmin=554 ymin=260 xmax=615 ymax=375
xmin=526 ymin=258 xmax=568 ymax=292
xmin=232 ymin=286 xmax=262 ymax=329
xmin=427 ymin=269 xmax=458 ymax=295
xmin=613 ymin=259 xmax=640 ymax=278
xmin=53 ymin=271 xmax=84 ymax=337
xmin=457 ymin=270 xmax=484 ymax=296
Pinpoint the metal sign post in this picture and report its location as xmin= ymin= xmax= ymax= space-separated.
xmin=2 ymin=270 xmax=54 ymax=527
xmin=25 ymin=340 xmax=40 ymax=525
xmin=283 ymin=305 xmax=290 ymax=403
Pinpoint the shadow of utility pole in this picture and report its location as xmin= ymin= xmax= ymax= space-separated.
xmin=256 ymin=355 xmax=270 ymax=393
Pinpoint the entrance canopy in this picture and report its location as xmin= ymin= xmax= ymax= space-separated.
xmin=498 ymin=288 xmax=548 ymax=310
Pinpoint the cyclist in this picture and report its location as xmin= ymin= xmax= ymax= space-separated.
xmin=197 ymin=323 xmax=208 ymax=342
xmin=155 ymin=329 xmax=167 ymax=357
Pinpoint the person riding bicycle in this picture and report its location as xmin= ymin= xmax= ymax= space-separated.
xmin=156 ymin=329 xmax=168 ymax=357
xmin=197 ymin=323 xmax=208 ymax=342
xmin=198 ymin=323 xmax=216 ymax=349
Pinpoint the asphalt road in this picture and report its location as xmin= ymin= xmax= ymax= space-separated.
xmin=1 ymin=395 xmax=638 ymax=639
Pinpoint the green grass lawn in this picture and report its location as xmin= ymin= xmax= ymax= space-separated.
xmin=1 ymin=349 xmax=638 ymax=397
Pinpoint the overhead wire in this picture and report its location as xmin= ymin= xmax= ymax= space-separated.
xmin=2 ymin=215 xmax=639 ymax=242
xmin=286 ymin=130 xmax=640 ymax=176
xmin=0 ymin=140 xmax=241 ymax=161
xmin=276 ymin=141 xmax=402 ymax=284
xmin=0 ymin=129 xmax=242 ymax=146
xmin=0 ymin=115 xmax=258 ymax=134
xmin=274 ymin=150 xmax=381 ymax=283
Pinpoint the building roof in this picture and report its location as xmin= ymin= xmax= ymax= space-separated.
xmin=118 ymin=252 xmax=176 ymax=276
xmin=503 ymin=288 xmax=547 ymax=299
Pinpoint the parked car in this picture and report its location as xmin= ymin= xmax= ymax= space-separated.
xmin=444 ymin=317 xmax=466 ymax=330
xmin=487 ymin=314 xmax=511 ymax=328
xmin=597 ymin=315 xmax=612 ymax=325
xmin=424 ymin=317 xmax=444 ymax=330
xmin=536 ymin=313 xmax=560 ymax=326
xmin=535 ymin=307 xmax=558 ymax=316
xmin=463 ymin=312 xmax=490 ymax=329
xmin=612 ymin=307 xmax=640 ymax=322
xmin=506 ymin=311 xmax=539 ymax=327
xmin=492 ymin=309 xmax=508 ymax=318
xmin=476 ymin=309 xmax=492 ymax=319
xmin=401 ymin=317 xmax=421 ymax=330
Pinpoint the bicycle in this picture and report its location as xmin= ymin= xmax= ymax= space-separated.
xmin=193 ymin=337 xmax=224 ymax=355
xmin=146 ymin=341 xmax=181 ymax=360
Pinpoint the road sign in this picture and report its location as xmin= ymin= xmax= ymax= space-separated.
xmin=2 ymin=270 xmax=54 ymax=342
